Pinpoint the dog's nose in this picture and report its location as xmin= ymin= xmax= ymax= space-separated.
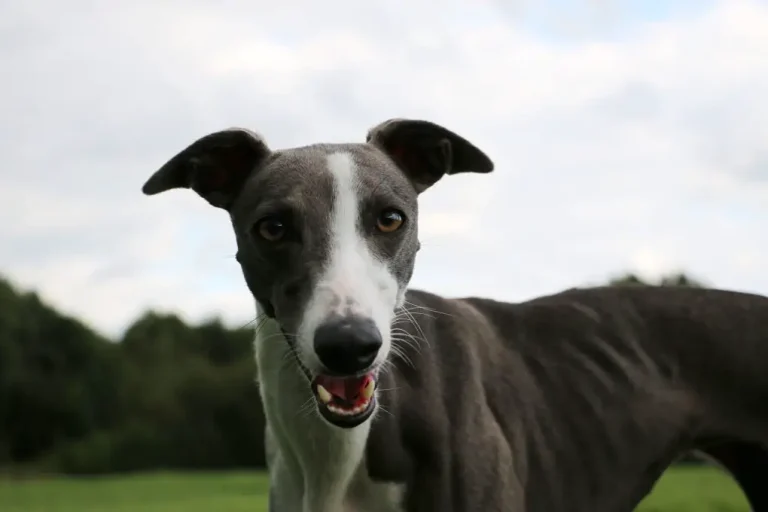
xmin=313 ymin=316 xmax=382 ymax=375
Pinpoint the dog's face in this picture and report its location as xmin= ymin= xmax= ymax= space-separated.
xmin=142 ymin=119 xmax=493 ymax=428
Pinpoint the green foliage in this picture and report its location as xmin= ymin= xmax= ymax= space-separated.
xmin=607 ymin=272 xmax=707 ymax=288
xmin=0 ymin=278 xmax=125 ymax=466
xmin=0 ymin=275 xmax=265 ymax=474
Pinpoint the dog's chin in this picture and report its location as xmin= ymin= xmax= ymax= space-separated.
xmin=318 ymin=395 xmax=377 ymax=429
xmin=310 ymin=370 xmax=378 ymax=429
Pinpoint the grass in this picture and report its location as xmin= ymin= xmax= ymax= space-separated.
xmin=637 ymin=465 xmax=750 ymax=512
xmin=0 ymin=466 xmax=750 ymax=511
xmin=0 ymin=472 xmax=270 ymax=512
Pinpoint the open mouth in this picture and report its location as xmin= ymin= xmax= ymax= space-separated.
xmin=311 ymin=372 xmax=377 ymax=428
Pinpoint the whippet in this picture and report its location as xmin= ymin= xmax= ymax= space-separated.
xmin=142 ymin=118 xmax=768 ymax=511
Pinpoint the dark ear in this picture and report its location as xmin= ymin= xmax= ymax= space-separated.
xmin=366 ymin=118 xmax=494 ymax=193
xmin=141 ymin=128 xmax=271 ymax=209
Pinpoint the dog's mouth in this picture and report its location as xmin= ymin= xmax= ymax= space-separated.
xmin=311 ymin=372 xmax=377 ymax=428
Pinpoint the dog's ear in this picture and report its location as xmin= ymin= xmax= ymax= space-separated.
xmin=366 ymin=118 xmax=494 ymax=193
xmin=141 ymin=128 xmax=271 ymax=210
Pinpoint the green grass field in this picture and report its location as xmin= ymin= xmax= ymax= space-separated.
xmin=0 ymin=466 xmax=750 ymax=512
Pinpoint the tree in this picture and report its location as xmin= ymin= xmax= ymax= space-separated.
xmin=607 ymin=272 xmax=706 ymax=288
xmin=0 ymin=275 xmax=267 ymax=474
xmin=0 ymin=278 xmax=125 ymax=466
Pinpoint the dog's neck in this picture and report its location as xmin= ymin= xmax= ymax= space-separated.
xmin=255 ymin=310 xmax=373 ymax=511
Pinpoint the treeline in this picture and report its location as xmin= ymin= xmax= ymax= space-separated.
xmin=0 ymin=276 xmax=265 ymax=474
xmin=0 ymin=272 xmax=703 ymax=475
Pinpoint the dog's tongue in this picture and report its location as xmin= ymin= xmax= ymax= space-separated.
xmin=316 ymin=373 xmax=374 ymax=401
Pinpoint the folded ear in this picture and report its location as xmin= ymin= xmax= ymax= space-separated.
xmin=366 ymin=118 xmax=494 ymax=193
xmin=141 ymin=128 xmax=271 ymax=209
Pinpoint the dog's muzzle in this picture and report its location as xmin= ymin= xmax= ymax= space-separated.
xmin=278 ymin=317 xmax=381 ymax=428
xmin=309 ymin=315 xmax=382 ymax=427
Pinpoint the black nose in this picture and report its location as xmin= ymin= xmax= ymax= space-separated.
xmin=313 ymin=316 xmax=382 ymax=375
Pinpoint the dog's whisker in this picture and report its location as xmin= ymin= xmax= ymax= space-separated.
xmin=403 ymin=300 xmax=454 ymax=318
xmin=295 ymin=395 xmax=319 ymax=419
xmin=258 ymin=332 xmax=293 ymax=345
xmin=391 ymin=316 xmax=429 ymax=339
xmin=377 ymin=359 xmax=393 ymax=378
xmin=395 ymin=308 xmax=432 ymax=349
xmin=390 ymin=330 xmax=422 ymax=344
xmin=374 ymin=386 xmax=401 ymax=393
xmin=240 ymin=313 xmax=268 ymax=332
xmin=375 ymin=403 xmax=394 ymax=419
xmin=392 ymin=339 xmax=421 ymax=355
xmin=390 ymin=334 xmax=422 ymax=355
xmin=394 ymin=310 xmax=436 ymax=322
xmin=390 ymin=328 xmax=428 ymax=354
xmin=390 ymin=326 xmax=426 ymax=343
xmin=389 ymin=344 xmax=416 ymax=369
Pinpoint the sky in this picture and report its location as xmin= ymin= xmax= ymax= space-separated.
xmin=1 ymin=0 xmax=767 ymax=338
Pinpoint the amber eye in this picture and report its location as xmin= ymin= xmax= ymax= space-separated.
xmin=254 ymin=217 xmax=286 ymax=242
xmin=376 ymin=209 xmax=405 ymax=233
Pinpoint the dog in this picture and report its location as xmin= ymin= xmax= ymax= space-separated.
xmin=141 ymin=118 xmax=768 ymax=512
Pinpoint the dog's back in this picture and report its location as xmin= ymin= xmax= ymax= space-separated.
xmin=367 ymin=286 xmax=768 ymax=511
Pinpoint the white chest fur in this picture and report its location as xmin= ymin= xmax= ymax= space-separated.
xmin=255 ymin=319 xmax=404 ymax=512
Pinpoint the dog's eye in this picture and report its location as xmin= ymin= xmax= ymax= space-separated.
xmin=376 ymin=209 xmax=405 ymax=233
xmin=254 ymin=216 xmax=286 ymax=242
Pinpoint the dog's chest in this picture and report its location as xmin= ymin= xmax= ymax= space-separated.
xmin=256 ymin=328 xmax=404 ymax=512
xmin=343 ymin=468 xmax=405 ymax=512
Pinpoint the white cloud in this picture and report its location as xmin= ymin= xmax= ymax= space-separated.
xmin=1 ymin=0 xmax=767 ymax=336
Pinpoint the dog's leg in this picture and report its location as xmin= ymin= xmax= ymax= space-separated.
xmin=700 ymin=440 xmax=768 ymax=511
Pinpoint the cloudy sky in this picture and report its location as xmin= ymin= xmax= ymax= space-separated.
xmin=2 ymin=0 xmax=767 ymax=337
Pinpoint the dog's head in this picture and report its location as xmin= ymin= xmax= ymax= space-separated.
xmin=142 ymin=119 xmax=493 ymax=428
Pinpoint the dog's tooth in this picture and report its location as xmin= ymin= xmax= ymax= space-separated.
xmin=361 ymin=378 xmax=375 ymax=400
xmin=317 ymin=385 xmax=332 ymax=404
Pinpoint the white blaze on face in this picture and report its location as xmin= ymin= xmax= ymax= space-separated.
xmin=298 ymin=151 xmax=399 ymax=372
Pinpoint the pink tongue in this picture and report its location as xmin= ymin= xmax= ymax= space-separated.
xmin=317 ymin=374 xmax=371 ymax=401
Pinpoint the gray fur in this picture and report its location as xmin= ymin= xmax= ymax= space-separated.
xmin=142 ymin=118 xmax=768 ymax=512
